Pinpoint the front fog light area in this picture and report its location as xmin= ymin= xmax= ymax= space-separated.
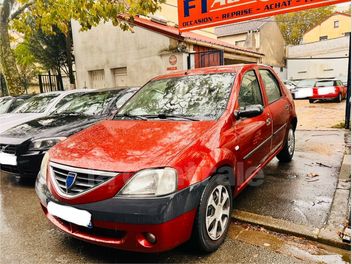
xmin=119 ymin=168 xmax=177 ymax=196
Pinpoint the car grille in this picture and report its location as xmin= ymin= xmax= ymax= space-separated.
xmin=0 ymin=144 xmax=17 ymax=154
xmin=50 ymin=162 xmax=118 ymax=197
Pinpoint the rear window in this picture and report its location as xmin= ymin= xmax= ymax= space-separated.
xmin=14 ymin=93 xmax=60 ymax=113
xmin=297 ymin=79 xmax=316 ymax=88
xmin=316 ymin=81 xmax=334 ymax=87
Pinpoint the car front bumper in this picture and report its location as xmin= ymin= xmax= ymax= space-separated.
xmin=36 ymin=173 xmax=207 ymax=252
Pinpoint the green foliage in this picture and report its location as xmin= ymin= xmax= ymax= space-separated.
xmin=276 ymin=6 xmax=334 ymax=45
xmin=13 ymin=0 xmax=165 ymax=36
xmin=14 ymin=42 xmax=41 ymax=89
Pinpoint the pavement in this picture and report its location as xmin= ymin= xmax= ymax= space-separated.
xmin=0 ymin=172 xmax=349 ymax=263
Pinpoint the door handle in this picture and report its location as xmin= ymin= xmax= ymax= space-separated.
xmin=284 ymin=104 xmax=290 ymax=110
xmin=266 ymin=118 xmax=271 ymax=126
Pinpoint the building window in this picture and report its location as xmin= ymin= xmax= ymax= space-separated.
xmin=235 ymin=40 xmax=246 ymax=47
xmin=334 ymin=20 xmax=339 ymax=28
xmin=88 ymin=69 xmax=105 ymax=89
xmin=319 ymin=36 xmax=328 ymax=41
xmin=112 ymin=67 xmax=127 ymax=87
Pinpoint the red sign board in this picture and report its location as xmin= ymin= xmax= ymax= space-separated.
xmin=178 ymin=0 xmax=351 ymax=32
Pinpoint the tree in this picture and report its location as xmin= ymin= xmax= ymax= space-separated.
xmin=1 ymin=0 xmax=164 ymax=95
xmin=276 ymin=6 xmax=334 ymax=45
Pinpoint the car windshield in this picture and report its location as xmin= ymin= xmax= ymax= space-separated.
xmin=316 ymin=81 xmax=334 ymax=87
xmin=14 ymin=93 xmax=60 ymax=113
xmin=296 ymin=79 xmax=316 ymax=88
xmin=0 ymin=97 xmax=13 ymax=114
xmin=55 ymin=90 xmax=123 ymax=116
xmin=117 ymin=73 xmax=236 ymax=120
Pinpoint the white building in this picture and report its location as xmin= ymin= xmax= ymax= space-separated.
xmin=286 ymin=36 xmax=350 ymax=82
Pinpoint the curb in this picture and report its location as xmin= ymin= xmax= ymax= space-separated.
xmin=231 ymin=153 xmax=351 ymax=250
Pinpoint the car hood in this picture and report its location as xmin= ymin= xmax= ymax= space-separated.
xmin=0 ymin=113 xmax=45 ymax=134
xmin=50 ymin=119 xmax=216 ymax=172
xmin=0 ymin=115 xmax=104 ymax=143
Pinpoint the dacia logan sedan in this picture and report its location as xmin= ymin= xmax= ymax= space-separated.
xmin=36 ymin=65 xmax=297 ymax=253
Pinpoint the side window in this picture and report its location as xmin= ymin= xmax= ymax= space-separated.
xmin=238 ymin=70 xmax=263 ymax=109
xmin=259 ymin=70 xmax=282 ymax=104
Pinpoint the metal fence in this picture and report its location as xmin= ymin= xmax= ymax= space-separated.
xmin=38 ymin=72 xmax=64 ymax=93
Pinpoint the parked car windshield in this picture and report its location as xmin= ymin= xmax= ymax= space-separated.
xmin=55 ymin=90 xmax=124 ymax=116
xmin=14 ymin=93 xmax=60 ymax=113
xmin=0 ymin=97 xmax=13 ymax=114
xmin=316 ymin=80 xmax=334 ymax=87
xmin=296 ymin=79 xmax=316 ymax=88
xmin=117 ymin=73 xmax=236 ymax=120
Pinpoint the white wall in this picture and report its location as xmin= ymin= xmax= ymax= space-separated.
xmin=72 ymin=21 xmax=187 ymax=89
xmin=286 ymin=36 xmax=349 ymax=82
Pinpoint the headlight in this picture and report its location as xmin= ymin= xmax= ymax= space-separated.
xmin=119 ymin=168 xmax=177 ymax=197
xmin=29 ymin=137 xmax=67 ymax=151
xmin=38 ymin=152 xmax=50 ymax=183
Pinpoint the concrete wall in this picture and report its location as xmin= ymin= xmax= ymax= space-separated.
xmin=259 ymin=22 xmax=286 ymax=67
xmin=286 ymin=36 xmax=349 ymax=82
xmin=72 ymin=21 xmax=187 ymax=89
xmin=303 ymin=13 xmax=351 ymax=43
xmin=218 ymin=22 xmax=285 ymax=67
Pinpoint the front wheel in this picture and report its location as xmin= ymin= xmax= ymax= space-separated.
xmin=276 ymin=125 xmax=295 ymax=162
xmin=336 ymin=93 xmax=342 ymax=103
xmin=192 ymin=175 xmax=232 ymax=252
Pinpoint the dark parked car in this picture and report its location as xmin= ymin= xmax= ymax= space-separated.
xmin=36 ymin=65 xmax=297 ymax=253
xmin=0 ymin=87 xmax=138 ymax=180
xmin=0 ymin=95 xmax=32 ymax=114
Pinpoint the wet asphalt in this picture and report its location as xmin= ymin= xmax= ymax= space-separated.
xmin=236 ymin=130 xmax=346 ymax=228
xmin=0 ymin=129 xmax=348 ymax=263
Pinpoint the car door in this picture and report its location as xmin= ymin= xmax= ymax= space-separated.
xmin=258 ymin=68 xmax=290 ymax=154
xmin=234 ymin=69 xmax=273 ymax=185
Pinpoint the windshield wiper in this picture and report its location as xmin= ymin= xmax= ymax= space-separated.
xmin=114 ymin=113 xmax=147 ymax=120
xmin=139 ymin=114 xmax=200 ymax=121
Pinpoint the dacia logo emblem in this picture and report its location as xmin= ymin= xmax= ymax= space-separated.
xmin=65 ymin=172 xmax=77 ymax=192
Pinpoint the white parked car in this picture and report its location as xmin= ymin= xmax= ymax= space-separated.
xmin=291 ymin=79 xmax=316 ymax=99
xmin=0 ymin=90 xmax=89 ymax=134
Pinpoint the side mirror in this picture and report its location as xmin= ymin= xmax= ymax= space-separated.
xmin=234 ymin=104 xmax=264 ymax=119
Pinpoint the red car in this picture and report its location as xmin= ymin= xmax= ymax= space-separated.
xmin=309 ymin=79 xmax=347 ymax=103
xmin=36 ymin=65 xmax=297 ymax=253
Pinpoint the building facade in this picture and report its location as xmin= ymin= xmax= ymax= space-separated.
xmin=214 ymin=18 xmax=287 ymax=79
xmin=71 ymin=17 xmax=263 ymax=89
xmin=286 ymin=36 xmax=349 ymax=82
xmin=303 ymin=12 xmax=351 ymax=43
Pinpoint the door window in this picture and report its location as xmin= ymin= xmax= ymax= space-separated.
xmin=238 ymin=70 xmax=263 ymax=109
xmin=259 ymin=70 xmax=282 ymax=104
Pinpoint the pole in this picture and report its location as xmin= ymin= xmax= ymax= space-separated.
xmin=345 ymin=32 xmax=351 ymax=129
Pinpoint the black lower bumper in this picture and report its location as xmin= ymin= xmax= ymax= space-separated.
xmin=36 ymin=173 xmax=208 ymax=225
xmin=1 ymin=152 xmax=44 ymax=178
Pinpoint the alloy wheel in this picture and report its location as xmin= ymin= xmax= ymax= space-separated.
xmin=205 ymin=185 xmax=230 ymax=241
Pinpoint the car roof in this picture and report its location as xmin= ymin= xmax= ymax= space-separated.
xmin=152 ymin=64 xmax=250 ymax=80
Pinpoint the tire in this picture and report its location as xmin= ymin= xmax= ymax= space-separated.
xmin=192 ymin=175 xmax=233 ymax=253
xmin=276 ymin=125 xmax=295 ymax=162
xmin=309 ymin=99 xmax=315 ymax=104
xmin=336 ymin=93 xmax=342 ymax=103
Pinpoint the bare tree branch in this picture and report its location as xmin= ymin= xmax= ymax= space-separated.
xmin=10 ymin=1 xmax=34 ymax=21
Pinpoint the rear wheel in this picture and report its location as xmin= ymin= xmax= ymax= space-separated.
xmin=192 ymin=175 xmax=232 ymax=252
xmin=276 ymin=125 xmax=295 ymax=162
xmin=336 ymin=93 xmax=342 ymax=103
xmin=309 ymin=99 xmax=315 ymax=104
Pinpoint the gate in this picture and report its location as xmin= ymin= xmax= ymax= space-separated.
xmin=188 ymin=50 xmax=225 ymax=69
xmin=38 ymin=72 xmax=64 ymax=93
